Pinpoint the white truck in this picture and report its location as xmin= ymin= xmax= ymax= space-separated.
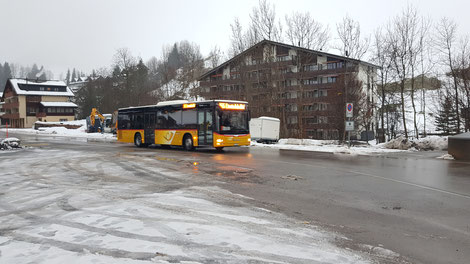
xmin=249 ymin=116 xmax=280 ymax=143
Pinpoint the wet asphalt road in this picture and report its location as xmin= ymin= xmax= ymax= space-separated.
xmin=2 ymin=132 xmax=470 ymax=264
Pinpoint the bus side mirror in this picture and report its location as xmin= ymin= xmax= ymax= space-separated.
xmin=248 ymin=110 xmax=251 ymax=121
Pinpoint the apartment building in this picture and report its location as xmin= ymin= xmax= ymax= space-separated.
xmin=0 ymin=79 xmax=77 ymax=128
xmin=198 ymin=40 xmax=378 ymax=139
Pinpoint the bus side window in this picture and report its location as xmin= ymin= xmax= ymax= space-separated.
xmin=182 ymin=109 xmax=197 ymax=129
xmin=134 ymin=114 xmax=143 ymax=129
xmin=157 ymin=110 xmax=168 ymax=129
xmin=168 ymin=109 xmax=182 ymax=129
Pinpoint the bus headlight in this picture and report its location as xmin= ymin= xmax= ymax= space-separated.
xmin=216 ymin=139 xmax=224 ymax=143
xmin=248 ymin=138 xmax=251 ymax=142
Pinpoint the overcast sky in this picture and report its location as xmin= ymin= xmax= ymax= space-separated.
xmin=1 ymin=0 xmax=469 ymax=78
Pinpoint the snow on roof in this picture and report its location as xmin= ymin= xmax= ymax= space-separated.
xmin=257 ymin=116 xmax=280 ymax=121
xmin=156 ymin=100 xmax=189 ymax=106
xmin=9 ymin=79 xmax=74 ymax=97
xmin=40 ymin=102 xmax=78 ymax=107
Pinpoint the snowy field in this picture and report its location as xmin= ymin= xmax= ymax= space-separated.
xmin=0 ymin=147 xmax=395 ymax=263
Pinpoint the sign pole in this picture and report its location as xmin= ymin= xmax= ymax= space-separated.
xmin=6 ymin=121 xmax=8 ymax=138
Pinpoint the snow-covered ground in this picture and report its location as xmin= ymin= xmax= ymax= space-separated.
xmin=0 ymin=148 xmax=388 ymax=263
xmin=251 ymin=138 xmax=406 ymax=155
xmin=0 ymin=119 xmax=115 ymax=141
xmin=386 ymin=89 xmax=441 ymax=137
xmin=251 ymin=135 xmax=448 ymax=155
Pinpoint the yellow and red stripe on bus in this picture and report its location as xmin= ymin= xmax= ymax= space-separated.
xmin=213 ymin=132 xmax=251 ymax=147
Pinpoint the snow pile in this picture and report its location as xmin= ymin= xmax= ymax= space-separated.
xmin=0 ymin=137 xmax=21 ymax=149
xmin=252 ymin=138 xmax=405 ymax=155
xmin=279 ymin=138 xmax=338 ymax=146
xmin=382 ymin=136 xmax=447 ymax=151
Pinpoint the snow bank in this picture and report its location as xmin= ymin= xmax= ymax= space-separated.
xmin=0 ymin=119 xmax=116 ymax=141
xmin=382 ymin=136 xmax=447 ymax=151
xmin=252 ymin=138 xmax=405 ymax=155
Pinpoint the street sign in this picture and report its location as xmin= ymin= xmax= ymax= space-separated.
xmin=345 ymin=121 xmax=354 ymax=131
xmin=346 ymin=103 xmax=353 ymax=117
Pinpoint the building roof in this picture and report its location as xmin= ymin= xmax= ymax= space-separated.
xmin=40 ymin=102 xmax=78 ymax=107
xmin=199 ymin=39 xmax=380 ymax=80
xmin=7 ymin=79 xmax=74 ymax=97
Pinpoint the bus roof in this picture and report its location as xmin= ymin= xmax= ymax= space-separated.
xmin=118 ymin=99 xmax=248 ymax=111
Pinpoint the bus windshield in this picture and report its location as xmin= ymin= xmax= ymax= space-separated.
xmin=216 ymin=110 xmax=249 ymax=134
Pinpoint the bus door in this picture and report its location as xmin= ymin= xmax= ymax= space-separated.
xmin=144 ymin=113 xmax=155 ymax=144
xmin=198 ymin=108 xmax=213 ymax=146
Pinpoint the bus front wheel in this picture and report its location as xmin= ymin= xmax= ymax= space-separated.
xmin=183 ymin=135 xmax=194 ymax=151
xmin=215 ymin=147 xmax=224 ymax=152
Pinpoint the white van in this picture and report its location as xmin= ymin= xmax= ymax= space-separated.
xmin=249 ymin=116 xmax=280 ymax=143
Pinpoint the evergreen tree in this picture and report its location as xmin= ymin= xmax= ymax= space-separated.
xmin=27 ymin=64 xmax=40 ymax=79
xmin=65 ymin=69 xmax=71 ymax=84
xmin=168 ymin=43 xmax=181 ymax=70
xmin=0 ymin=64 xmax=3 ymax=91
xmin=0 ymin=62 xmax=12 ymax=90
xmin=435 ymin=95 xmax=459 ymax=135
xmin=38 ymin=72 xmax=47 ymax=81
xmin=71 ymin=68 xmax=76 ymax=82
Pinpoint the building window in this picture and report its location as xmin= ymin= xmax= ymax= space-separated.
xmin=303 ymin=64 xmax=319 ymax=72
xmin=319 ymin=103 xmax=328 ymax=111
xmin=277 ymin=55 xmax=291 ymax=62
xmin=286 ymin=104 xmax=298 ymax=112
xmin=327 ymin=77 xmax=337 ymax=83
xmin=303 ymin=117 xmax=318 ymax=124
xmin=303 ymin=78 xmax=318 ymax=85
xmin=287 ymin=116 xmax=298 ymax=124
xmin=318 ymin=116 xmax=328 ymax=124
xmin=319 ymin=90 xmax=328 ymax=97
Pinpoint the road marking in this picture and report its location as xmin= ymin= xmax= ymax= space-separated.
xmin=349 ymin=170 xmax=470 ymax=200
xmin=250 ymin=157 xmax=470 ymax=200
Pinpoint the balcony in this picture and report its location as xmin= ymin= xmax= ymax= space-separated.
xmin=3 ymin=101 xmax=19 ymax=109
xmin=1 ymin=113 xmax=20 ymax=119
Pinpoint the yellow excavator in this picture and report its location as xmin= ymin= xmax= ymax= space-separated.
xmin=87 ymin=108 xmax=106 ymax=133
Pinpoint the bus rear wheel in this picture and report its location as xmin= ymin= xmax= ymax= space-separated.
xmin=134 ymin=133 xmax=144 ymax=147
xmin=183 ymin=135 xmax=194 ymax=151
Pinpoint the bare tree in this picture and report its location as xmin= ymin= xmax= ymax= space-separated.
xmin=336 ymin=15 xmax=369 ymax=60
xmin=208 ymin=46 xmax=223 ymax=69
xmin=372 ymin=27 xmax=393 ymax=141
xmin=435 ymin=17 xmax=461 ymax=133
xmin=386 ymin=6 xmax=419 ymax=139
xmin=113 ymin=47 xmax=136 ymax=70
xmin=456 ymin=36 xmax=470 ymax=131
xmin=284 ymin=11 xmax=330 ymax=50
xmin=229 ymin=18 xmax=246 ymax=56
xmin=249 ymin=0 xmax=280 ymax=41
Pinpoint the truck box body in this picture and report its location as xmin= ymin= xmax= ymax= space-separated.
xmin=249 ymin=116 xmax=280 ymax=143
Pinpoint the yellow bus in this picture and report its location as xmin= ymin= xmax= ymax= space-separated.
xmin=117 ymin=100 xmax=251 ymax=151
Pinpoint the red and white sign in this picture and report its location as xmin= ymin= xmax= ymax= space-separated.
xmin=346 ymin=103 xmax=353 ymax=118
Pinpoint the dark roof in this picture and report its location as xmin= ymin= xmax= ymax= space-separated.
xmin=199 ymin=39 xmax=380 ymax=80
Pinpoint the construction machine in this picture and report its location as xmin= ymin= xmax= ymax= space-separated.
xmin=86 ymin=108 xmax=110 ymax=133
